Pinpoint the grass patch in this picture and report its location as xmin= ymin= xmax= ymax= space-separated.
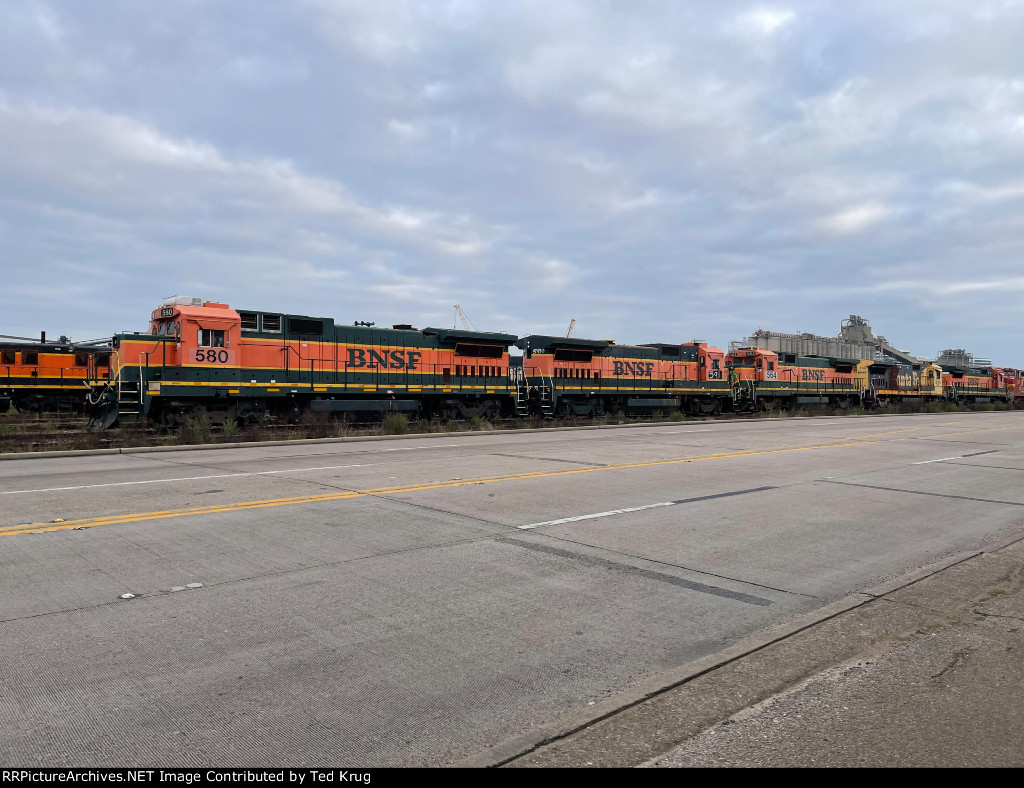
xmin=180 ymin=413 xmax=213 ymax=444
xmin=382 ymin=413 xmax=410 ymax=435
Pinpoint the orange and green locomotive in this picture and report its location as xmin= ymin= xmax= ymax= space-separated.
xmin=86 ymin=298 xmax=519 ymax=428
xmin=515 ymin=335 xmax=732 ymax=416
xmin=1 ymin=334 xmax=110 ymax=413
xmin=726 ymin=347 xmax=866 ymax=410
xmin=940 ymin=363 xmax=1015 ymax=405
xmin=81 ymin=298 xmax=1024 ymax=427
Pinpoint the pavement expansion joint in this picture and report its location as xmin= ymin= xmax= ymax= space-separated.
xmin=525 ymin=529 xmax=817 ymax=601
xmin=497 ymin=536 xmax=775 ymax=607
xmin=819 ymin=479 xmax=1024 ymax=508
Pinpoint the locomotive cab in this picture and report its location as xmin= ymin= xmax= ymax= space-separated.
xmin=143 ymin=298 xmax=240 ymax=372
xmin=697 ymin=343 xmax=728 ymax=382
xmin=150 ymin=299 xmax=240 ymax=368
xmin=725 ymin=347 xmax=777 ymax=382
xmin=922 ymin=364 xmax=944 ymax=395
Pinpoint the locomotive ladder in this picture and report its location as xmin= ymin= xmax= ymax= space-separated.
xmin=512 ymin=374 xmax=555 ymax=417
xmin=514 ymin=377 xmax=530 ymax=417
xmin=537 ymin=375 xmax=554 ymax=416
xmin=116 ymin=366 xmax=143 ymax=422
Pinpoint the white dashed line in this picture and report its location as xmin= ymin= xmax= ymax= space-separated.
xmin=518 ymin=501 xmax=677 ymax=530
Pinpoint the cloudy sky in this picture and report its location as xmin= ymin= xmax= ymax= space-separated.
xmin=2 ymin=1 xmax=1024 ymax=362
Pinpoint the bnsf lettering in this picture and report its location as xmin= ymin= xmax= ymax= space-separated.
xmin=802 ymin=369 xmax=825 ymax=382
xmin=347 ymin=348 xmax=421 ymax=370
xmin=612 ymin=361 xmax=655 ymax=377
xmin=968 ymin=378 xmax=980 ymax=387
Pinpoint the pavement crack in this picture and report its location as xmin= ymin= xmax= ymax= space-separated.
xmin=972 ymin=609 xmax=1024 ymax=623
xmin=930 ymin=648 xmax=971 ymax=680
xmin=489 ymin=452 xmax=608 ymax=467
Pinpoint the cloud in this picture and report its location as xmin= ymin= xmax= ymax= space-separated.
xmin=0 ymin=95 xmax=494 ymax=257
xmin=3 ymin=2 xmax=1024 ymax=361
xmin=733 ymin=7 xmax=796 ymax=37
xmin=820 ymin=203 xmax=891 ymax=234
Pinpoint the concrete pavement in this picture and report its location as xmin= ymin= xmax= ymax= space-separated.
xmin=504 ymin=536 xmax=1024 ymax=767
xmin=1 ymin=412 xmax=1022 ymax=766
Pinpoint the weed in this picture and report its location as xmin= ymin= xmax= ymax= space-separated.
xmin=180 ymin=413 xmax=213 ymax=444
xmin=382 ymin=413 xmax=410 ymax=435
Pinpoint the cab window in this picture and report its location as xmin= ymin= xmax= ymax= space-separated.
xmin=1 ymin=349 xmax=14 ymax=365
xmin=198 ymin=329 xmax=226 ymax=347
xmin=711 ymin=359 xmax=720 ymax=370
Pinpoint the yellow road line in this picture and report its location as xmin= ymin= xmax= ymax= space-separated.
xmin=0 ymin=438 xmax=887 ymax=537
xmin=2 ymin=423 xmax=1016 ymax=539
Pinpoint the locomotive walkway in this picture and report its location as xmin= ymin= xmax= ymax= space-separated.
xmin=1 ymin=411 xmax=1023 ymax=767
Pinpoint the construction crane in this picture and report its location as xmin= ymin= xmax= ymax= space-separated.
xmin=566 ymin=319 xmax=576 ymax=338
xmin=454 ymin=305 xmax=477 ymax=332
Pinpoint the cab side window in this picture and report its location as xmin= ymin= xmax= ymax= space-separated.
xmin=1 ymin=349 xmax=14 ymax=365
xmin=198 ymin=329 xmax=226 ymax=347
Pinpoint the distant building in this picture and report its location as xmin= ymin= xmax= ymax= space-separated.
xmin=935 ymin=349 xmax=974 ymax=367
xmin=935 ymin=349 xmax=992 ymax=368
xmin=734 ymin=315 xmax=925 ymax=365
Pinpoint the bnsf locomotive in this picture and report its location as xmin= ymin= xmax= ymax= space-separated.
xmin=726 ymin=346 xmax=1020 ymax=410
xmin=81 ymin=298 xmax=1022 ymax=428
xmin=1 ymin=334 xmax=110 ymax=413
xmin=86 ymin=298 xmax=519 ymax=428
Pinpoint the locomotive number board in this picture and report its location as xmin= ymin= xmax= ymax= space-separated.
xmin=191 ymin=349 xmax=236 ymax=364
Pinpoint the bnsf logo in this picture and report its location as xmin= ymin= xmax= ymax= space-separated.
xmin=613 ymin=361 xmax=655 ymax=377
xmin=347 ymin=349 xmax=422 ymax=370
xmin=802 ymin=369 xmax=825 ymax=382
